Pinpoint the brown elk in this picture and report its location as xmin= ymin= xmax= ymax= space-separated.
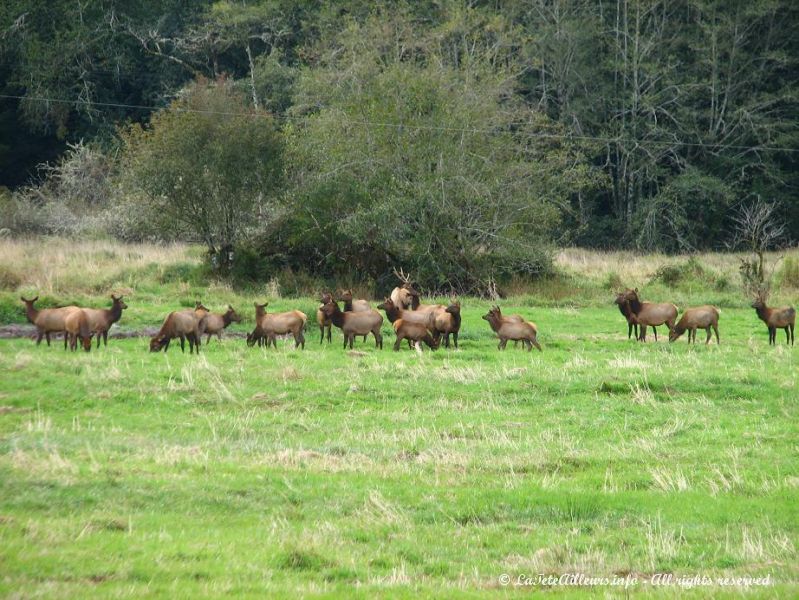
xmin=613 ymin=292 xmax=639 ymax=340
xmin=377 ymin=297 xmax=435 ymax=349
xmin=392 ymin=319 xmax=438 ymax=351
xmin=340 ymin=289 xmax=372 ymax=342
xmin=20 ymin=296 xmax=80 ymax=346
xmin=433 ymin=300 xmax=462 ymax=348
xmin=150 ymin=310 xmax=203 ymax=353
xmin=482 ymin=306 xmax=542 ymax=352
xmin=320 ymin=300 xmax=383 ymax=349
xmin=751 ymin=295 xmax=795 ymax=346
xmin=64 ymin=309 xmax=93 ymax=352
xmin=194 ymin=302 xmax=241 ymax=344
xmin=84 ymin=294 xmax=128 ymax=348
xmin=619 ymin=288 xmax=677 ymax=342
xmin=669 ymin=306 xmax=720 ymax=344
xmin=248 ymin=302 xmax=306 ymax=349
xmin=315 ymin=292 xmax=335 ymax=344
xmin=390 ymin=267 xmax=416 ymax=309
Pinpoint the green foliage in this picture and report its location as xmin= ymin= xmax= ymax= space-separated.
xmin=777 ymin=256 xmax=799 ymax=289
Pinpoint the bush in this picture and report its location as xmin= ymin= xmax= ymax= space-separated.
xmin=650 ymin=257 xmax=706 ymax=287
xmin=778 ymin=256 xmax=799 ymax=289
xmin=0 ymin=264 xmax=22 ymax=290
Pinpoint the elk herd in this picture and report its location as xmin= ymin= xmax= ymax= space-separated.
xmin=17 ymin=275 xmax=795 ymax=354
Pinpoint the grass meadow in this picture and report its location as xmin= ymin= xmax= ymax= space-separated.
xmin=1 ymin=238 xmax=797 ymax=597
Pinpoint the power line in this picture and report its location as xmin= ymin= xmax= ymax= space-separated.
xmin=1 ymin=92 xmax=797 ymax=154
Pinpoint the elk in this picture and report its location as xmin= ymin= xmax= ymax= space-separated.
xmin=320 ymin=300 xmax=383 ymax=350
xmin=64 ymin=309 xmax=93 ymax=352
xmin=150 ymin=310 xmax=203 ymax=353
xmin=248 ymin=302 xmax=306 ymax=349
xmin=390 ymin=267 xmax=416 ymax=309
xmin=619 ymin=288 xmax=677 ymax=342
xmin=377 ymin=297 xmax=435 ymax=349
xmin=316 ymin=292 xmax=334 ymax=344
xmin=482 ymin=306 xmax=542 ymax=351
xmin=392 ymin=319 xmax=438 ymax=351
xmin=194 ymin=302 xmax=241 ymax=344
xmin=751 ymin=295 xmax=795 ymax=346
xmin=613 ymin=292 xmax=639 ymax=340
xmin=20 ymin=296 xmax=80 ymax=346
xmin=433 ymin=300 xmax=462 ymax=348
xmin=83 ymin=294 xmax=128 ymax=348
xmin=669 ymin=306 xmax=720 ymax=344
xmin=340 ymin=289 xmax=372 ymax=342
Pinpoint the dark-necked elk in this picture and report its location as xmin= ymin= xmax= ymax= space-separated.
xmin=619 ymin=288 xmax=677 ymax=342
xmin=84 ymin=294 xmax=128 ymax=348
xmin=390 ymin=267 xmax=416 ymax=309
xmin=150 ymin=310 xmax=203 ymax=353
xmin=340 ymin=289 xmax=371 ymax=342
xmin=613 ymin=292 xmax=639 ymax=340
xmin=392 ymin=319 xmax=438 ymax=351
xmin=482 ymin=306 xmax=542 ymax=352
xmin=194 ymin=302 xmax=241 ymax=344
xmin=20 ymin=296 xmax=80 ymax=346
xmin=751 ymin=295 xmax=795 ymax=346
xmin=377 ymin=297 xmax=435 ymax=349
xmin=433 ymin=300 xmax=462 ymax=348
xmin=316 ymin=292 xmax=334 ymax=344
xmin=669 ymin=306 xmax=720 ymax=344
xmin=247 ymin=302 xmax=306 ymax=349
xmin=64 ymin=309 xmax=93 ymax=352
xmin=320 ymin=300 xmax=383 ymax=350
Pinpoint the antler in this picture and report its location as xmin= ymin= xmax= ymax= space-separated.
xmin=392 ymin=267 xmax=412 ymax=286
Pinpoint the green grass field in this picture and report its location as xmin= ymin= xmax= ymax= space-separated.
xmin=1 ymin=297 xmax=797 ymax=597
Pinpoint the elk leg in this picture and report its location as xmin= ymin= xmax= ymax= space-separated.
xmin=639 ymin=325 xmax=647 ymax=342
xmin=393 ymin=333 xmax=404 ymax=351
xmin=653 ymin=326 xmax=658 ymax=341
xmin=64 ymin=333 xmax=69 ymax=350
xmin=179 ymin=334 xmax=185 ymax=353
xmin=705 ymin=326 xmax=712 ymax=344
xmin=103 ymin=330 xmax=108 ymax=346
xmin=713 ymin=324 xmax=720 ymax=345
xmin=163 ymin=338 xmax=171 ymax=352
xmin=319 ymin=326 xmax=324 ymax=344
xmin=790 ymin=324 xmax=795 ymax=346
xmin=327 ymin=326 xmax=332 ymax=343
xmin=784 ymin=326 xmax=790 ymax=345
xmin=499 ymin=338 xmax=508 ymax=351
xmin=453 ymin=332 xmax=458 ymax=349
xmin=46 ymin=331 xmax=52 ymax=346
xmin=36 ymin=331 xmax=44 ymax=345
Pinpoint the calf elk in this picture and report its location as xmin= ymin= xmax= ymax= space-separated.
xmin=195 ymin=302 xmax=241 ymax=344
xmin=669 ymin=306 xmax=720 ymax=345
xmin=247 ymin=302 xmax=306 ymax=349
xmin=751 ymin=296 xmax=795 ymax=346
xmin=84 ymin=294 xmax=128 ymax=348
xmin=150 ymin=310 xmax=203 ymax=354
xmin=433 ymin=301 xmax=462 ymax=348
xmin=482 ymin=306 xmax=542 ymax=351
xmin=392 ymin=319 xmax=438 ymax=351
xmin=64 ymin=309 xmax=93 ymax=352
xmin=320 ymin=300 xmax=383 ymax=349
xmin=316 ymin=292 xmax=334 ymax=344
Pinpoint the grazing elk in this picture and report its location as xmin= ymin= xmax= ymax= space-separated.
xmin=751 ymin=295 xmax=795 ymax=346
xmin=316 ymin=292 xmax=334 ymax=344
xmin=392 ymin=319 xmax=438 ymax=351
xmin=433 ymin=300 xmax=462 ymax=348
xmin=613 ymin=292 xmax=639 ymax=340
xmin=150 ymin=310 xmax=203 ymax=353
xmin=320 ymin=300 xmax=383 ymax=350
xmin=619 ymin=288 xmax=677 ymax=342
xmin=194 ymin=302 xmax=241 ymax=344
xmin=482 ymin=306 xmax=542 ymax=352
xmin=248 ymin=302 xmax=306 ymax=349
xmin=390 ymin=267 xmax=416 ymax=309
xmin=84 ymin=294 xmax=128 ymax=348
xmin=64 ymin=309 xmax=93 ymax=352
xmin=668 ymin=306 xmax=720 ymax=344
xmin=20 ymin=296 xmax=80 ymax=346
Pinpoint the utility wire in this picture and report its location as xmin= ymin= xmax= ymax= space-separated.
xmin=1 ymin=92 xmax=797 ymax=154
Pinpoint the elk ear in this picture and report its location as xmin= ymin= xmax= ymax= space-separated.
xmin=634 ymin=287 xmax=639 ymax=293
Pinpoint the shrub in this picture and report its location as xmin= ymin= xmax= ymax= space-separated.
xmin=777 ymin=256 xmax=799 ymax=289
xmin=0 ymin=264 xmax=22 ymax=290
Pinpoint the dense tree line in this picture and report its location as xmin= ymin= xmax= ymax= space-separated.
xmin=1 ymin=1 xmax=796 ymax=291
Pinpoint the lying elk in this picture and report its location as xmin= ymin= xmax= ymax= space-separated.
xmin=390 ymin=267 xmax=416 ymax=309
xmin=64 ymin=309 xmax=93 ymax=352
xmin=669 ymin=306 xmax=720 ymax=345
xmin=613 ymin=292 xmax=639 ymax=340
xmin=20 ymin=296 xmax=80 ymax=346
xmin=320 ymin=300 xmax=383 ymax=350
xmin=392 ymin=319 xmax=438 ymax=351
xmin=247 ymin=302 xmax=307 ymax=349
xmin=84 ymin=294 xmax=128 ymax=348
xmin=316 ymin=292 xmax=334 ymax=344
xmin=433 ymin=301 xmax=462 ymax=348
xmin=377 ymin=297 xmax=435 ymax=349
xmin=619 ymin=288 xmax=677 ymax=342
xmin=751 ymin=296 xmax=795 ymax=346
xmin=195 ymin=302 xmax=241 ymax=344
xmin=150 ymin=310 xmax=203 ymax=354
xmin=482 ymin=306 xmax=542 ymax=352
